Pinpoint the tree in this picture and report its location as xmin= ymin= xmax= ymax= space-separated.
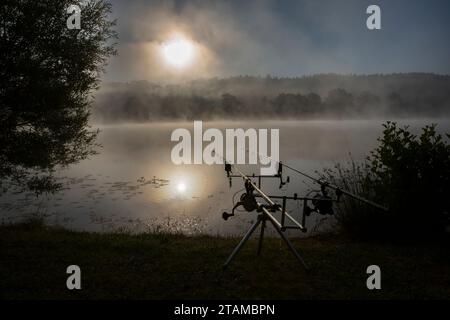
xmin=221 ymin=93 xmax=242 ymax=117
xmin=325 ymin=88 xmax=354 ymax=115
xmin=0 ymin=0 xmax=117 ymax=194
xmin=356 ymin=91 xmax=381 ymax=114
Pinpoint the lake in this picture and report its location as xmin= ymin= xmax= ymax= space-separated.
xmin=1 ymin=119 xmax=449 ymax=236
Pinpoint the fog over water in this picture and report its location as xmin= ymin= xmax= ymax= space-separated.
xmin=1 ymin=119 xmax=449 ymax=236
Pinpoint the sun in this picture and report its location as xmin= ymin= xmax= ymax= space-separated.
xmin=161 ymin=37 xmax=194 ymax=69
xmin=176 ymin=182 xmax=187 ymax=193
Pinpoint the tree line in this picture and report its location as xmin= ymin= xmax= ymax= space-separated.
xmin=94 ymin=74 xmax=450 ymax=122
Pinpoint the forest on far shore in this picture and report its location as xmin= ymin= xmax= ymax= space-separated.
xmin=93 ymin=73 xmax=450 ymax=122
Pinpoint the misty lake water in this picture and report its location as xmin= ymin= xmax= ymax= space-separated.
xmin=1 ymin=119 xmax=449 ymax=236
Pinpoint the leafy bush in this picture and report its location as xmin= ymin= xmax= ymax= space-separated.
xmin=321 ymin=122 xmax=450 ymax=241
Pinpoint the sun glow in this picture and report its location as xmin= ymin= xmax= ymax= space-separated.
xmin=176 ymin=182 xmax=187 ymax=193
xmin=161 ymin=37 xmax=194 ymax=69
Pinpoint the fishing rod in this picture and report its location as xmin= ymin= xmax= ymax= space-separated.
xmin=218 ymin=149 xmax=388 ymax=271
xmin=252 ymin=151 xmax=389 ymax=212
xmin=281 ymin=162 xmax=389 ymax=212
xmin=223 ymin=159 xmax=341 ymax=223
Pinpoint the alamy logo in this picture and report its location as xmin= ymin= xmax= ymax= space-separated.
xmin=366 ymin=265 xmax=381 ymax=290
xmin=366 ymin=5 xmax=381 ymax=30
xmin=66 ymin=265 xmax=81 ymax=290
xmin=171 ymin=121 xmax=279 ymax=175
xmin=66 ymin=5 xmax=81 ymax=30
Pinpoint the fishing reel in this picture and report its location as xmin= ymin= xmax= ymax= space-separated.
xmin=222 ymin=179 xmax=258 ymax=220
xmin=305 ymin=184 xmax=343 ymax=216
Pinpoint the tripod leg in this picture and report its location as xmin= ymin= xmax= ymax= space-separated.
xmin=257 ymin=218 xmax=266 ymax=256
xmin=223 ymin=215 xmax=262 ymax=269
xmin=268 ymin=219 xmax=309 ymax=271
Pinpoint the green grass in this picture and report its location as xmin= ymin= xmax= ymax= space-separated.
xmin=1 ymin=222 xmax=450 ymax=300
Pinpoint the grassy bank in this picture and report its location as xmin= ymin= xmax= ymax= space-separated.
xmin=1 ymin=222 xmax=450 ymax=300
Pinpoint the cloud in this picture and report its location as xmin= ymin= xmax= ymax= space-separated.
xmin=103 ymin=0 xmax=450 ymax=82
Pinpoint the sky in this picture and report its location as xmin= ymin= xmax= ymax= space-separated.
xmin=104 ymin=0 xmax=450 ymax=82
